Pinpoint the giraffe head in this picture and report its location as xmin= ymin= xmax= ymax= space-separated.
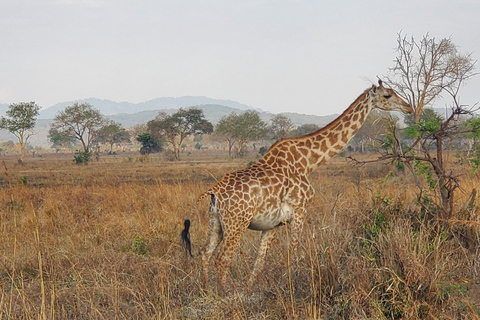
xmin=368 ymin=80 xmax=413 ymax=114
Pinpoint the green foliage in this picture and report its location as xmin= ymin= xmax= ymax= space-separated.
xmin=0 ymin=101 xmax=40 ymax=161
xmin=5 ymin=200 xmax=25 ymax=212
xmin=215 ymin=111 xmax=268 ymax=156
xmin=136 ymin=133 xmax=162 ymax=155
xmin=361 ymin=195 xmax=405 ymax=242
xmin=0 ymin=102 xmax=40 ymax=133
xmin=19 ymin=176 xmax=28 ymax=186
xmin=363 ymin=211 xmax=388 ymax=241
xmin=405 ymin=108 xmax=443 ymax=139
xmin=466 ymin=117 xmax=480 ymax=139
xmin=414 ymin=159 xmax=437 ymax=189
xmin=147 ymin=108 xmax=213 ymax=160
xmin=466 ymin=117 xmax=480 ymax=171
xmin=469 ymin=158 xmax=480 ymax=172
xmin=258 ymin=146 xmax=268 ymax=156
xmin=132 ymin=237 xmax=148 ymax=255
xmin=270 ymin=114 xmax=294 ymax=140
xmin=394 ymin=160 xmax=405 ymax=171
xmin=97 ymin=121 xmax=130 ymax=152
xmin=73 ymin=150 xmax=92 ymax=165
xmin=380 ymin=134 xmax=395 ymax=152
xmin=48 ymin=128 xmax=76 ymax=150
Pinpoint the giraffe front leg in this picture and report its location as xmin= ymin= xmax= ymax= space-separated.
xmin=247 ymin=228 xmax=276 ymax=289
xmin=289 ymin=207 xmax=306 ymax=254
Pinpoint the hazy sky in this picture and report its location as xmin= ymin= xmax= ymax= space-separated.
xmin=1 ymin=0 xmax=479 ymax=116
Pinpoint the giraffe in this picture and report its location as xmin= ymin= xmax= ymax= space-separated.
xmin=181 ymin=80 xmax=413 ymax=292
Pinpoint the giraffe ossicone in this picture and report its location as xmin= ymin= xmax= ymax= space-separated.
xmin=181 ymin=80 xmax=413 ymax=292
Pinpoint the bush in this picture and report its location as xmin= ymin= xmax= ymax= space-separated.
xmin=73 ymin=150 xmax=92 ymax=164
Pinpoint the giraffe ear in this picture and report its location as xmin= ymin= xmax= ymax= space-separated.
xmin=378 ymin=79 xmax=383 ymax=87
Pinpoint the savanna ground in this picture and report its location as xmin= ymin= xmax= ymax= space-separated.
xmin=1 ymin=150 xmax=479 ymax=319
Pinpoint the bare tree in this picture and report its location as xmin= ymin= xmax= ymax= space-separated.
xmin=350 ymin=33 xmax=478 ymax=219
xmin=385 ymin=32 xmax=477 ymax=123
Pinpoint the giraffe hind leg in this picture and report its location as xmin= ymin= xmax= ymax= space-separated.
xmin=214 ymin=225 xmax=248 ymax=293
xmin=200 ymin=195 xmax=223 ymax=290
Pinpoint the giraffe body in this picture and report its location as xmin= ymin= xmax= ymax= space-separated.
xmin=182 ymin=81 xmax=413 ymax=291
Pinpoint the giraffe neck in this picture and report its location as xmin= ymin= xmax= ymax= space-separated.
xmin=260 ymin=89 xmax=373 ymax=175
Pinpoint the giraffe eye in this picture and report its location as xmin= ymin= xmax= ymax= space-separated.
xmin=384 ymin=95 xmax=392 ymax=99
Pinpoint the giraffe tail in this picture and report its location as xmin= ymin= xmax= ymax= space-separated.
xmin=181 ymin=219 xmax=193 ymax=257
xmin=180 ymin=190 xmax=214 ymax=257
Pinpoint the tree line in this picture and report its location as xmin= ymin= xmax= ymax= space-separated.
xmin=0 ymin=99 xmax=324 ymax=162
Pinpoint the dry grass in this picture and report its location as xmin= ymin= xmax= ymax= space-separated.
xmin=0 ymin=151 xmax=479 ymax=319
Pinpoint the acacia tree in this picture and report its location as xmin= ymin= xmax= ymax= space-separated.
xmin=214 ymin=113 xmax=240 ymax=157
xmin=234 ymin=111 xmax=268 ymax=156
xmin=49 ymin=102 xmax=106 ymax=153
xmin=270 ymin=114 xmax=294 ymax=140
xmin=147 ymin=108 xmax=213 ymax=160
xmin=214 ymin=111 xmax=267 ymax=157
xmin=48 ymin=128 xmax=76 ymax=152
xmin=97 ymin=121 xmax=130 ymax=153
xmin=0 ymin=101 xmax=40 ymax=162
xmin=358 ymin=33 xmax=478 ymax=218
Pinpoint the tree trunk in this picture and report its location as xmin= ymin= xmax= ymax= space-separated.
xmin=434 ymin=135 xmax=453 ymax=219
xmin=174 ymin=145 xmax=181 ymax=160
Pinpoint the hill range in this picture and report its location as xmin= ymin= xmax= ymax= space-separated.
xmin=0 ymin=97 xmax=338 ymax=148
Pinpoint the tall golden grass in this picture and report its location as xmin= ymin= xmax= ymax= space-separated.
xmin=0 ymin=152 xmax=479 ymax=319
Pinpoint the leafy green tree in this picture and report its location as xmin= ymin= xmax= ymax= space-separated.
xmin=48 ymin=127 xmax=76 ymax=152
xmin=214 ymin=111 xmax=268 ymax=157
xmin=0 ymin=101 xmax=40 ymax=162
xmin=270 ymin=114 xmax=294 ymax=140
xmin=49 ymin=103 xmax=106 ymax=153
xmin=147 ymin=108 xmax=213 ymax=160
xmin=235 ymin=111 xmax=268 ymax=155
xmin=97 ymin=121 xmax=130 ymax=153
xmin=466 ymin=117 xmax=480 ymax=168
xmin=137 ymin=133 xmax=162 ymax=155
xmin=215 ymin=113 xmax=240 ymax=157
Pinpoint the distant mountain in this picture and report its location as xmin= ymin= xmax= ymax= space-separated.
xmin=38 ymin=96 xmax=255 ymax=119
